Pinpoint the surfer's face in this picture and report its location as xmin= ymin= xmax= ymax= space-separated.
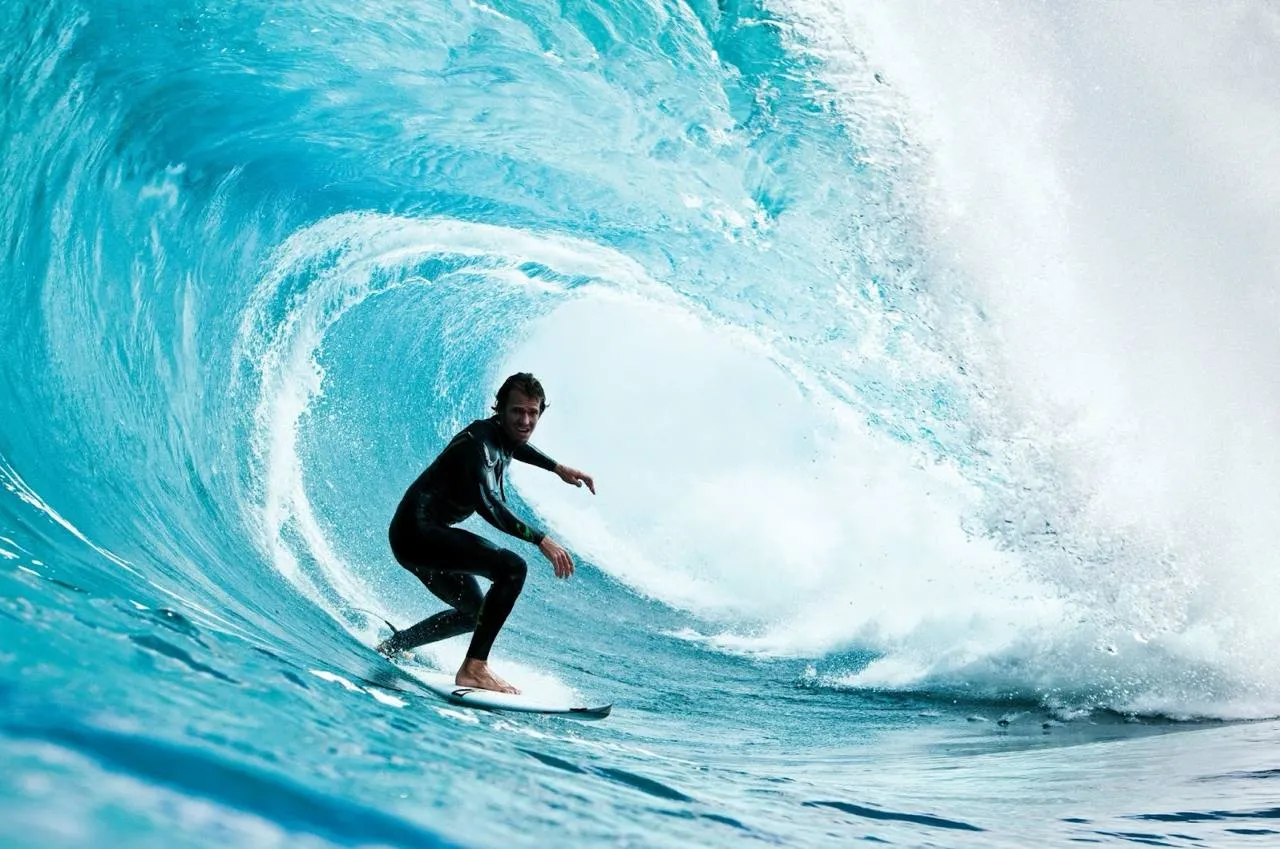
xmin=500 ymin=389 xmax=542 ymax=444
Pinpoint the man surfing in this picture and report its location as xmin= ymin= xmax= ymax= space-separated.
xmin=377 ymin=372 xmax=595 ymax=694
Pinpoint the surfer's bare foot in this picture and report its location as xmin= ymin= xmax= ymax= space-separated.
xmin=456 ymin=658 xmax=520 ymax=694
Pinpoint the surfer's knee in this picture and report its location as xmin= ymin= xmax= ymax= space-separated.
xmin=495 ymin=550 xmax=527 ymax=586
xmin=455 ymin=595 xmax=483 ymax=622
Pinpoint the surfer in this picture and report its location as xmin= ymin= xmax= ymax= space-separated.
xmin=376 ymin=372 xmax=595 ymax=694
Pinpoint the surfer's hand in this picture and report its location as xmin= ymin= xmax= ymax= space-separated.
xmin=539 ymin=536 xmax=574 ymax=579
xmin=554 ymin=464 xmax=595 ymax=494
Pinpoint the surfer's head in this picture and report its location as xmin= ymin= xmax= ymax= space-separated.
xmin=493 ymin=372 xmax=547 ymax=444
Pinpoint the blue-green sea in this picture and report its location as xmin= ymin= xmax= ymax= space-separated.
xmin=6 ymin=1 xmax=1280 ymax=846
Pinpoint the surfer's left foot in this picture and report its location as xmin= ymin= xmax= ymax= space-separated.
xmin=376 ymin=639 xmax=408 ymax=660
xmin=456 ymin=658 xmax=519 ymax=694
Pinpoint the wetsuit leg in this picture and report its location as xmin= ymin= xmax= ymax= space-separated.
xmin=381 ymin=571 xmax=483 ymax=653
xmin=387 ymin=523 xmax=527 ymax=661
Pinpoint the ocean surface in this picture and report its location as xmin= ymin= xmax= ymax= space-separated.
xmin=5 ymin=1 xmax=1280 ymax=846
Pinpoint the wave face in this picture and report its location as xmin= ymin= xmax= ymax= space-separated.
xmin=5 ymin=0 xmax=1280 ymax=846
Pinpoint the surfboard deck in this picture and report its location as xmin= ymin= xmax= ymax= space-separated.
xmin=417 ymin=672 xmax=612 ymax=720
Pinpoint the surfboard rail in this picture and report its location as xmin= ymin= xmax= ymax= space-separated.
xmin=418 ymin=672 xmax=613 ymax=720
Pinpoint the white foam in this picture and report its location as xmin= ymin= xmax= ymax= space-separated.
xmin=763 ymin=0 xmax=1280 ymax=716
xmin=308 ymin=669 xmax=363 ymax=692
xmin=308 ymin=668 xmax=406 ymax=708
xmin=508 ymin=290 xmax=1060 ymax=664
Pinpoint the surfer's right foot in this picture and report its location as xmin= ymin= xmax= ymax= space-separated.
xmin=456 ymin=658 xmax=519 ymax=694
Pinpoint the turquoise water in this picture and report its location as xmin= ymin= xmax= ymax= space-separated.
xmin=5 ymin=1 xmax=1280 ymax=846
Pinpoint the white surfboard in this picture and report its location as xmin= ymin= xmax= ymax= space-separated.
xmin=417 ymin=672 xmax=612 ymax=720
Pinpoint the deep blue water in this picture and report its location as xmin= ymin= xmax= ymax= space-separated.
xmin=5 ymin=1 xmax=1280 ymax=846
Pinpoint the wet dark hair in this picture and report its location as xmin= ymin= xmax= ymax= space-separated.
xmin=493 ymin=372 xmax=548 ymax=414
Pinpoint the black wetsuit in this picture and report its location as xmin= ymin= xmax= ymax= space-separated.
xmin=381 ymin=417 xmax=557 ymax=660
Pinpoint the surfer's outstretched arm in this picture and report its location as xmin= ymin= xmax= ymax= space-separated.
xmin=553 ymin=463 xmax=595 ymax=494
xmin=513 ymin=442 xmax=557 ymax=471
xmin=514 ymin=442 xmax=595 ymax=494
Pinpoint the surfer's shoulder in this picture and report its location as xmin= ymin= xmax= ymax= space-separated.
xmin=467 ymin=417 xmax=504 ymax=442
xmin=441 ymin=419 xmax=489 ymax=454
xmin=452 ymin=418 xmax=502 ymax=456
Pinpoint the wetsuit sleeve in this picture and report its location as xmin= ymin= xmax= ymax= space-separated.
xmin=513 ymin=442 xmax=558 ymax=472
xmin=472 ymin=441 xmax=547 ymax=545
